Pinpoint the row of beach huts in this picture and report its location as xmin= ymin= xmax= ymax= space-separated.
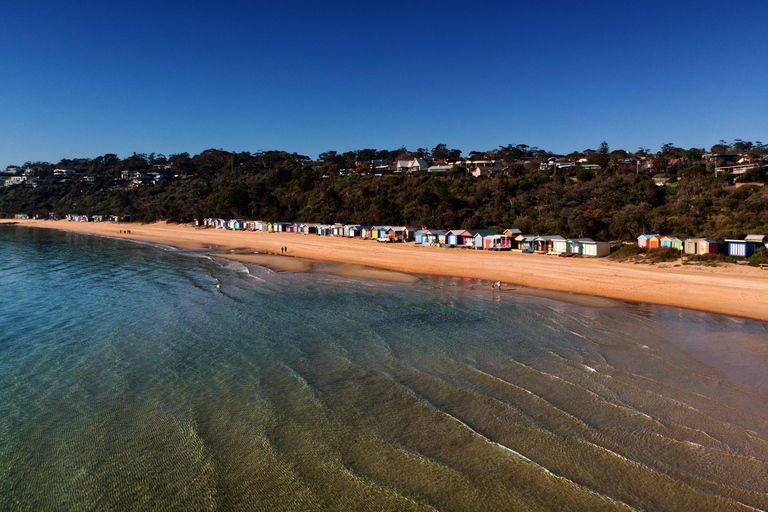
xmin=44 ymin=212 xmax=765 ymax=259
xmin=200 ymin=218 xmax=614 ymax=256
xmin=637 ymin=233 xmax=768 ymax=259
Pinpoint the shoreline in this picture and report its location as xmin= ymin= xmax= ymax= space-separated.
xmin=4 ymin=219 xmax=768 ymax=321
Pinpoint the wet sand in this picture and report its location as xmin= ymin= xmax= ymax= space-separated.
xmin=5 ymin=219 xmax=768 ymax=321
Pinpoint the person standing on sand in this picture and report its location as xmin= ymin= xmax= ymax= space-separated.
xmin=496 ymin=280 xmax=502 ymax=290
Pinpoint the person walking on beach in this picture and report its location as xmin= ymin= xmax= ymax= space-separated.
xmin=496 ymin=280 xmax=502 ymax=290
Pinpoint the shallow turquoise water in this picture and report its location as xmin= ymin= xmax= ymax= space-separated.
xmin=1 ymin=226 xmax=767 ymax=511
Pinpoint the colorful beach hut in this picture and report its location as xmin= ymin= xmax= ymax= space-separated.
xmin=469 ymin=230 xmax=496 ymax=250
xmin=660 ymin=236 xmax=682 ymax=250
xmin=698 ymin=239 xmax=718 ymax=255
xmin=423 ymin=230 xmax=444 ymax=246
xmin=647 ymin=235 xmax=663 ymax=250
xmin=515 ymin=234 xmax=537 ymax=253
xmin=445 ymin=229 xmax=471 ymax=247
xmin=483 ymin=235 xmax=512 ymax=250
xmin=637 ymin=234 xmax=660 ymax=249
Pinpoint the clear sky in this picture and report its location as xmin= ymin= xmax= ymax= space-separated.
xmin=1 ymin=0 xmax=766 ymax=168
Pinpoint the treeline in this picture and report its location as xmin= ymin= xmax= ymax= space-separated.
xmin=2 ymin=147 xmax=767 ymax=241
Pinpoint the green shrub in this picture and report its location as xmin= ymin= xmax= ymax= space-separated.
xmin=608 ymin=243 xmax=641 ymax=260
xmin=645 ymin=247 xmax=680 ymax=262
xmin=748 ymin=247 xmax=768 ymax=267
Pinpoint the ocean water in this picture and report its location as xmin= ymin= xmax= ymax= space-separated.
xmin=1 ymin=226 xmax=768 ymax=511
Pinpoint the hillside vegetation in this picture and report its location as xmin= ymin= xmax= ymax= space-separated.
xmin=2 ymin=148 xmax=767 ymax=242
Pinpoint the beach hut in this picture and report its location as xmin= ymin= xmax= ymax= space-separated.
xmin=746 ymin=234 xmax=768 ymax=247
xmin=445 ymin=229 xmax=470 ymax=247
xmin=503 ymin=228 xmax=522 ymax=238
xmin=513 ymin=234 xmax=537 ymax=252
xmin=684 ymin=238 xmax=701 ymax=255
xmin=389 ymin=226 xmax=406 ymax=242
xmin=726 ymin=235 xmax=766 ymax=258
xmin=551 ymin=237 xmax=569 ymax=254
xmin=469 ymin=230 xmax=496 ymax=249
xmin=228 ymin=219 xmax=245 ymax=230
xmin=423 ymin=230 xmax=444 ymax=246
xmin=14 ymin=214 xmax=28 ymax=220
xmin=535 ymin=235 xmax=565 ymax=253
xmin=402 ymin=227 xmax=417 ymax=242
xmin=414 ymin=229 xmax=425 ymax=244
xmin=566 ymin=238 xmax=593 ymax=254
xmin=637 ymin=234 xmax=660 ymax=249
xmin=647 ymin=235 xmax=663 ymax=250
xmin=483 ymin=235 xmax=512 ymax=250
xmin=660 ymin=236 xmax=682 ymax=250
xmin=698 ymin=239 xmax=718 ymax=255
xmin=581 ymin=240 xmax=611 ymax=257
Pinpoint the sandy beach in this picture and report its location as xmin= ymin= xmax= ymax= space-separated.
xmin=5 ymin=219 xmax=768 ymax=321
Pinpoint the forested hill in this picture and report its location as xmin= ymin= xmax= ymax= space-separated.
xmin=1 ymin=148 xmax=767 ymax=242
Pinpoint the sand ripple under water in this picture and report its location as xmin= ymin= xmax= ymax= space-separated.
xmin=1 ymin=226 xmax=767 ymax=511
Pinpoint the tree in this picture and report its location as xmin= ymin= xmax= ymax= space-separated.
xmin=432 ymin=144 xmax=448 ymax=161
xmin=651 ymin=154 xmax=668 ymax=172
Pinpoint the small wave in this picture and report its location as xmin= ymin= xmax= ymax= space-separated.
xmin=495 ymin=443 xmax=532 ymax=462
xmin=583 ymin=365 xmax=597 ymax=373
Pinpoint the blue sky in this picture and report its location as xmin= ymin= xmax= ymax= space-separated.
xmin=1 ymin=0 xmax=766 ymax=168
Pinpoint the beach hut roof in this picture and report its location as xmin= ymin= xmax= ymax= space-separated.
xmin=745 ymin=234 xmax=767 ymax=241
xmin=468 ymin=229 xmax=496 ymax=236
xmin=504 ymin=228 xmax=522 ymax=235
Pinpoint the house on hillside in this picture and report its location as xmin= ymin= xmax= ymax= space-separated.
xmin=667 ymin=158 xmax=691 ymax=171
xmin=396 ymin=158 xmax=429 ymax=173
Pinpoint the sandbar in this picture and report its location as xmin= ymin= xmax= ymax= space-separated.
xmin=4 ymin=219 xmax=768 ymax=321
